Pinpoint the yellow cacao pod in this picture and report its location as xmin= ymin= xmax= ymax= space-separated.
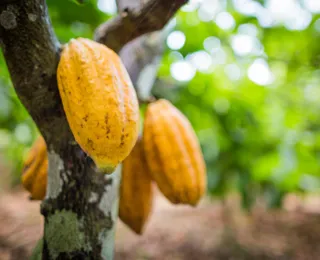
xmin=21 ymin=136 xmax=48 ymax=200
xmin=119 ymin=138 xmax=153 ymax=234
xmin=57 ymin=38 xmax=139 ymax=174
xmin=143 ymin=99 xmax=206 ymax=206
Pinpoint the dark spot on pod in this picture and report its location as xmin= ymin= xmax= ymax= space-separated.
xmin=104 ymin=114 xmax=109 ymax=124
xmin=120 ymin=135 xmax=125 ymax=147
xmin=87 ymin=138 xmax=95 ymax=151
xmin=83 ymin=115 xmax=89 ymax=122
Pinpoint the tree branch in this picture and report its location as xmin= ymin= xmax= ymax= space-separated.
xmin=94 ymin=0 xmax=187 ymax=52
xmin=0 ymin=0 xmax=68 ymax=147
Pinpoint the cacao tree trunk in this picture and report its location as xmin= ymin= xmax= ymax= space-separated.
xmin=0 ymin=1 xmax=122 ymax=258
xmin=0 ymin=0 xmax=187 ymax=258
xmin=41 ymin=147 xmax=121 ymax=259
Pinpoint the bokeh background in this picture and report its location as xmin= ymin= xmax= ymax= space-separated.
xmin=2 ymin=0 xmax=320 ymax=259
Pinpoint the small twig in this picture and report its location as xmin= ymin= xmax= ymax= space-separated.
xmin=138 ymin=95 xmax=156 ymax=105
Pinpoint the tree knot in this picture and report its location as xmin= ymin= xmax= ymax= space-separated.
xmin=0 ymin=10 xmax=17 ymax=30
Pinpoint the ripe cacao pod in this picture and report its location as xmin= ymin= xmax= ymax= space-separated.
xmin=57 ymin=38 xmax=139 ymax=174
xmin=119 ymin=138 xmax=153 ymax=234
xmin=143 ymin=99 xmax=206 ymax=206
xmin=21 ymin=136 xmax=48 ymax=200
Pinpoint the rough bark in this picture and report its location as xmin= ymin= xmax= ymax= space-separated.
xmin=0 ymin=0 xmax=187 ymax=259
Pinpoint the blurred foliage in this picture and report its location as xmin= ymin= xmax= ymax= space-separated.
xmin=155 ymin=0 xmax=320 ymax=208
xmin=1 ymin=0 xmax=320 ymax=209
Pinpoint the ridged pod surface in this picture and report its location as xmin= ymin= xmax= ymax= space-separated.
xmin=21 ymin=136 xmax=48 ymax=200
xmin=119 ymin=138 xmax=153 ymax=234
xmin=57 ymin=38 xmax=139 ymax=174
xmin=143 ymin=99 xmax=206 ymax=206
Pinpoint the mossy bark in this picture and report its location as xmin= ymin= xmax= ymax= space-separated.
xmin=41 ymin=155 xmax=121 ymax=259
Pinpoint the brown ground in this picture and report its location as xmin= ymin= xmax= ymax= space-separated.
xmin=1 ymin=188 xmax=320 ymax=260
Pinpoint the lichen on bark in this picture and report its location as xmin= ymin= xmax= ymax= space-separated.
xmin=46 ymin=151 xmax=64 ymax=199
xmin=40 ymin=147 xmax=121 ymax=259
xmin=99 ymin=165 xmax=122 ymax=217
xmin=45 ymin=210 xmax=91 ymax=259
xmin=99 ymin=227 xmax=117 ymax=259
xmin=0 ymin=10 xmax=17 ymax=29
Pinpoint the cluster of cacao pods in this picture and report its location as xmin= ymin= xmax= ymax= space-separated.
xmin=119 ymin=99 xmax=207 ymax=234
xmin=21 ymin=37 xmax=207 ymax=235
